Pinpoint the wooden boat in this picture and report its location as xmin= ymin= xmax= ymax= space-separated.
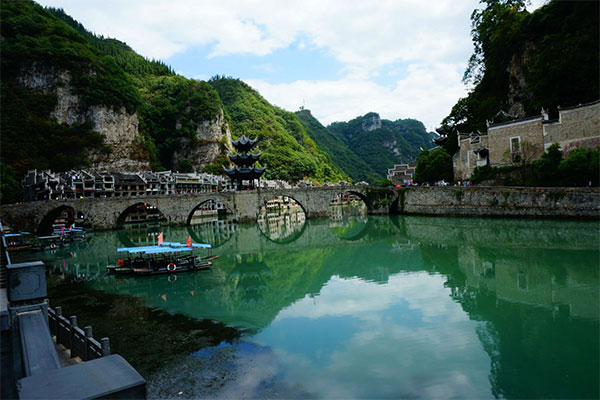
xmin=37 ymin=235 xmax=69 ymax=251
xmin=5 ymin=232 xmax=34 ymax=252
xmin=107 ymin=241 xmax=216 ymax=276
xmin=34 ymin=226 xmax=87 ymax=251
xmin=52 ymin=226 xmax=86 ymax=242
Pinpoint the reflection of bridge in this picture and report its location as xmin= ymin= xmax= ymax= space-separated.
xmin=0 ymin=187 xmax=396 ymax=233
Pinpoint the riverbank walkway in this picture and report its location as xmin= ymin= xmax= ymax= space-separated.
xmin=0 ymin=225 xmax=146 ymax=399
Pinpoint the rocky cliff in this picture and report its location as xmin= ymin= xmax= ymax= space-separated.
xmin=506 ymin=42 xmax=536 ymax=118
xmin=18 ymin=65 xmax=149 ymax=171
xmin=172 ymin=109 xmax=232 ymax=171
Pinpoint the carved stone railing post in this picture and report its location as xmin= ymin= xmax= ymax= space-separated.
xmin=101 ymin=337 xmax=111 ymax=356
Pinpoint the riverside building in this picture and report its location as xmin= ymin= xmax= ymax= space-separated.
xmin=452 ymin=100 xmax=600 ymax=180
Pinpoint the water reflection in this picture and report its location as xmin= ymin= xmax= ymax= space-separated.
xmin=187 ymin=217 xmax=236 ymax=248
xmin=189 ymin=199 xmax=232 ymax=222
xmin=14 ymin=216 xmax=599 ymax=399
xmin=257 ymin=196 xmax=306 ymax=243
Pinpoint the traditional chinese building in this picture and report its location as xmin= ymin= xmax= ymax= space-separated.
xmin=453 ymin=100 xmax=600 ymax=180
xmin=224 ymin=135 xmax=265 ymax=190
xmin=387 ymin=164 xmax=416 ymax=186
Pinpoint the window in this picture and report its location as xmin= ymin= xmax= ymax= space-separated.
xmin=510 ymin=136 xmax=521 ymax=153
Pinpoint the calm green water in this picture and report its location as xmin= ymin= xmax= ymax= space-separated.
xmin=13 ymin=215 xmax=600 ymax=399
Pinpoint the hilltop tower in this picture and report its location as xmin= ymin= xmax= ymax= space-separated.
xmin=224 ymin=135 xmax=265 ymax=190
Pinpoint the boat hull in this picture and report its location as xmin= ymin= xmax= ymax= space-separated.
xmin=107 ymin=261 xmax=212 ymax=276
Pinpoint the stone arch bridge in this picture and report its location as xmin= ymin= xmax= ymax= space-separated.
xmin=0 ymin=186 xmax=401 ymax=233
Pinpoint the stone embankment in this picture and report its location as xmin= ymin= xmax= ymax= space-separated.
xmin=399 ymin=186 xmax=599 ymax=219
xmin=0 ymin=186 xmax=597 ymax=234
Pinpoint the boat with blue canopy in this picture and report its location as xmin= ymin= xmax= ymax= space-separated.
xmin=52 ymin=226 xmax=86 ymax=242
xmin=5 ymin=232 xmax=34 ymax=252
xmin=107 ymin=241 xmax=218 ymax=276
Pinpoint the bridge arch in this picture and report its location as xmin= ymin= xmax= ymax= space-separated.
xmin=257 ymin=195 xmax=307 ymax=244
xmin=330 ymin=216 xmax=370 ymax=241
xmin=258 ymin=194 xmax=308 ymax=220
xmin=345 ymin=190 xmax=369 ymax=207
xmin=185 ymin=219 xmax=236 ymax=248
xmin=37 ymin=204 xmax=85 ymax=235
xmin=186 ymin=198 xmax=234 ymax=225
xmin=328 ymin=190 xmax=368 ymax=208
xmin=116 ymin=202 xmax=167 ymax=228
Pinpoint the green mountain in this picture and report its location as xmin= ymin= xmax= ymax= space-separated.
xmin=295 ymin=110 xmax=381 ymax=182
xmin=0 ymin=1 xmax=346 ymax=203
xmin=298 ymin=111 xmax=436 ymax=181
xmin=441 ymin=0 xmax=599 ymax=134
xmin=1 ymin=0 xmax=142 ymax=202
xmin=208 ymin=77 xmax=346 ymax=183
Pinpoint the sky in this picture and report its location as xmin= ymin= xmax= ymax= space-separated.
xmin=36 ymin=0 xmax=547 ymax=131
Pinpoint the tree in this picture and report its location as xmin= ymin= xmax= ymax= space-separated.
xmin=414 ymin=148 xmax=453 ymax=184
xmin=532 ymin=143 xmax=562 ymax=185
xmin=559 ymin=147 xmax=600 ymax=186
xmin=463 ymin=0 xmax=527 ymax=86
xmin=0 ymin=162 xmax=21 ymax=204
xmin=441 ymin=0 xmax=599 ymax=134
xmin=177 ymin=158 xmax=193 ymax=173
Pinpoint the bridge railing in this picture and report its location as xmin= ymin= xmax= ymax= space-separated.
xmin=48 ymin=305 xmax=110 ymax=361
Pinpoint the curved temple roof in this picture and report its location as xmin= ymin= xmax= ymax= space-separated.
xmin=228 ymin=152 xmax=261 ymax=167
xmin=232 ymin=134 xmax=258 ymax=153
xmin=223 ymin=166 xmax=266 ymax=180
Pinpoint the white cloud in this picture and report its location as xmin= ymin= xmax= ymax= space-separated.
xmin=247 ymin=62 xmax=466 ymax=129
xmin=275 ymin=273 xmax=468 ymax=323
xmin=257 ymin=272 xmax=492 ymax=398
xmin=36 ymin=0 xmax=481 ymax=126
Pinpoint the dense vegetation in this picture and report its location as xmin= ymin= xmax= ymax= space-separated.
xmin=441 ymin=0 xmax=599 ymax=134
xmin=138 ymin=76 xmax=224 ymax=170
xmin=321 ymin=113 xmax=436 ymax=182
xmin=0 ymin=1 xmax=352 ymax=203
xmin=209 ymin=77 xmax=347 ymax=183
xmin=48 ymin=6 xmax=224 ymax=172
xmin=48 ymin=7 xmax=174 ymax=78
xmin=295 ymin=110 xmax=381 ymax=183
xmin=413 ymin=148 xmax=453 ymax=184
xmin=471 ymin=145 xmax=600 ymax=187
xmin=0 ymin=1 xmax=121 ymax=202
xmin=418 ymin=0 xmax=599 ymax=184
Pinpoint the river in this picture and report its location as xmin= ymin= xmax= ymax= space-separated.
xmin=11 ymin=213 xmax=599 ymax=399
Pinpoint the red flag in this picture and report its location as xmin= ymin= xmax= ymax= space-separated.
xmin=186 ymin=236 xmax=192 ymax=247
xmin=158 ymin=232 xmax=163 ymax=245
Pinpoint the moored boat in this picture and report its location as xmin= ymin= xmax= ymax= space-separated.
xmin=5 ymin=232 xmax=34 ymax=252
xmin=107 ymin=241 xmax=217 ymax=276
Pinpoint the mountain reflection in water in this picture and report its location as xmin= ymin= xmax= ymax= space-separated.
xmin=14 ymin=215 xmax=599 ymax=399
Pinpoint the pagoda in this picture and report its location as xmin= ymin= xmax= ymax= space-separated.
xmin=224 ymin=134 xmax=265 ymax=190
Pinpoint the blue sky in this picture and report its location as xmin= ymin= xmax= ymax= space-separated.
xmin=37 ymin=0 xmax=547 ymax=130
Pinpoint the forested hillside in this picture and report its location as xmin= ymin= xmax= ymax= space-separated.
xmin=296 ymin=110 xmax=381 ymax=183
xmin=309 ymin=113 xmax=436 ymax=181
xmin=1 ymin=0 xmax=139 ymax=202
xmin=49 ymin=6 xmax=228 ymax=173
xmin=0 ymin=1 xmax=347 ymax=203
xmin=209 ymin=77 xmax=347 ymax=183
xmin=440 ymin=0 xmax=599 ymax=134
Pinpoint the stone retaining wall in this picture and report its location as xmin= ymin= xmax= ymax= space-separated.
xmin=399 ymin=187 xmax=599 ymax=219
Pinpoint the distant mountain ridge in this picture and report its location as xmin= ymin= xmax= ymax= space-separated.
xmin=297 ymin=110 xmax=437 ymax=182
